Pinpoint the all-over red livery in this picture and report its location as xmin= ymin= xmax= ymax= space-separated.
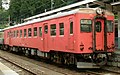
xmin=2 ymin=8 xmax=114 ymax=68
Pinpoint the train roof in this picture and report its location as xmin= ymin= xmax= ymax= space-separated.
xmin=3 ymin=8 xmax=114 ymax=31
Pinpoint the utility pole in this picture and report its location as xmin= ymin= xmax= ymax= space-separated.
xmin=51 ymin=0 xmax=54 ymax=10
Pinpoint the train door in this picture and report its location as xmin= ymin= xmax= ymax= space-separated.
xmin=94 ymin=19 xmax=105 ymax=51
xmin=68 ymin=19 xmax=74 ymax=50
xmin=43 ymin=23 xmax=48 ymax=51
xmin=8 ymin=31 xmax=11 ymax=45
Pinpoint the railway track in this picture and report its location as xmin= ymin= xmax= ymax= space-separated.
xmin=0 ymin=55 xmax=48 ymax=75
xmin=0 ymin=50 xmax=67 ymax=75
xmin=0 ymin=50 xmax=120 ymax=75
xmin=0 ymin=57 xmax=37 ymax=75
xmin=0 ymin=50 xmax=85 ymax=75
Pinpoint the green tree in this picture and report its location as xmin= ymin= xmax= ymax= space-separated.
xmin=9 ymin=0 xmax=80 ymax=24
xmin=0 ymin=9 xmax=9 ymax=28
xmin=0 ymin=0 xmax=2 ymax=9
xmin=9 ymin=0 xmax=21 ymax=22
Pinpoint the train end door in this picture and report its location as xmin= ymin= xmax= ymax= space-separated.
xmin=43 ymin=24 xmax=48 ymax=51
xmin=93 ymin=16 xmax=109 ymax=52
xmin=7 ymin=31 xmax=11 ymax=45
xmin=68 ymin=18 xmax=74 ymax=50
xmin=94 ymin=19 xmax=105 ymax=51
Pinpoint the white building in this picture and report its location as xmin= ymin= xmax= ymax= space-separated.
xmin=2 ymin=0 xmax=10 ymax=10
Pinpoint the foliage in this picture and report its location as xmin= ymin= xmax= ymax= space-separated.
xmin=0 ymin=9 xmax=9 ymax=28
xmin=9 ymin=0 xmax=79 ymax=23
xmin=0 ymin=0 xmax=80 ymax=28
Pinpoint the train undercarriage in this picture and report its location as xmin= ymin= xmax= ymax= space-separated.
xmin=0 ymin=44 xmax=112 ymax=68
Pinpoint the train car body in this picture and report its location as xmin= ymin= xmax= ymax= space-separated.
xmin=3 ymin=8 xmax=115 ymax=68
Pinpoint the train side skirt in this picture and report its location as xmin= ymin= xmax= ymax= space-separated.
xmin=77 ymin=62 xmax=100 ymax=68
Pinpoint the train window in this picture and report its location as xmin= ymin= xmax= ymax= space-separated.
xmin=8 ymin=32 xmax=10 ymax=37
xmin=24 ymin=29 xmax=26 ymax=37
xmin=95 ymin=21 xmax=101 ymax=32
xmin=50 ymin=24 xmax=56 ymax=36
xmin=9 ymin=31 xmax=11 ymax=37
xmin=14 ymin=31 xmax=16 ymax=37
xmin=70 ymin=22 xmax=73 ymax=34
xmin=14 ymin=31 xmax=15 ymax=37
xmin=59 ymin=23 xmax=64 ymax=35
xmin=17 ymin=30 xmax=19 ymax=37
xmin=39 ymin=27 xmax=42 ymax=37
xmin=15 ymin=30 xmax=17 ymax=37
xmin=34 ymin=27 xmax=37 ymax=36
xmin=9 ymin=31 xmax=12 ymax=37
xmin=44 ymin=25 xmax=48 ymax=34
xmin=12 ymin=31 xmax=13 ymax=37
xmin=7 ymin=32 xmax=9 ymax=37
xmin=28 ymin=28 xmax=32 ymax=37
xmin=20 ymin=30 xmax=22 ymax=37
xmin=80 ymin=19 xmax=92 ymax=32
xmin=9 ymin=32 xmax=11 ymax=37
xmin=107 ymin=20 xmax=113 ymax=32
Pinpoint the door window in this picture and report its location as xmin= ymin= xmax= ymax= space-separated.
xmin=70 ymin=21 xmax=73 ymax=34
xmin=95 ymin=21 xmax=101 ymax=32
xmin=44 ymin=25 xmax=48 ymax=34
xmin=39 ymin=27 xmax=42 ymax=37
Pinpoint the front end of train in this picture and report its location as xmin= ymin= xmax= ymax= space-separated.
xmin=76 ymin=8 xmax=115 ymax=68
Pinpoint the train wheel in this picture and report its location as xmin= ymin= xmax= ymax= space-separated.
xmin=18 ymin=47 xmax=23 ymax=55
xmin=25 ymin=48 xmax=28 ymax=56
xmin=94 ymin=53 xmax=107 ymax=66
xmin=63 ymin=53 xmax=76 ymax=66
xmin=25 ymin=48 xmax=31 ymax=57
xmin=9 ymin=46 xmax=13 ymax=52
xmin=50 ymin=52 xmax=62 ymax=64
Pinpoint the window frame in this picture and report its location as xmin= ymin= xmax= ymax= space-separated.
xmin=39 ymin=27 xmax=42 ymax=37
xmin=44 ymin=25 xmax=48 ymax=34
xmin=17 ymin=30 xmax=19 ymax=37
xmin=15 ymin=30 xmax=17 ymax=37
xmin=80 ymin=19 xmax=92 ymax=33
xmin=7 ymin=32 xmax=9 ymax=37
xmin=70 ymin=21 xmax=73 ymax=34
xmin=24 ymin=29 xmax=27 ymax=37
xmin=28 ymin=28 xmax=32 ymax=37
xmin=95 ymin=21 xmax=102 ymax=32
xmin=34 ymin=27 xmax=37 ymax=37
xmin=20 ymin=30 xmax=22 ymax=38
xmin=13 ymin=31 xmax=15 ymax=37
xmin=59 ymin=23 xmax=64 ymax=35
xmin=50 ymin=24 xmax=56 ymax=36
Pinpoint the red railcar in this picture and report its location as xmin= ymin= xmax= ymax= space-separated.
xmin=3 ymin=8 xmax=115 ymax=68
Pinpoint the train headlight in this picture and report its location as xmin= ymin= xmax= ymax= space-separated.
xmin=96 ymin=8 xmax=104 ymax=15
xmin=95 ymin=53 xmax=107 ymax=66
